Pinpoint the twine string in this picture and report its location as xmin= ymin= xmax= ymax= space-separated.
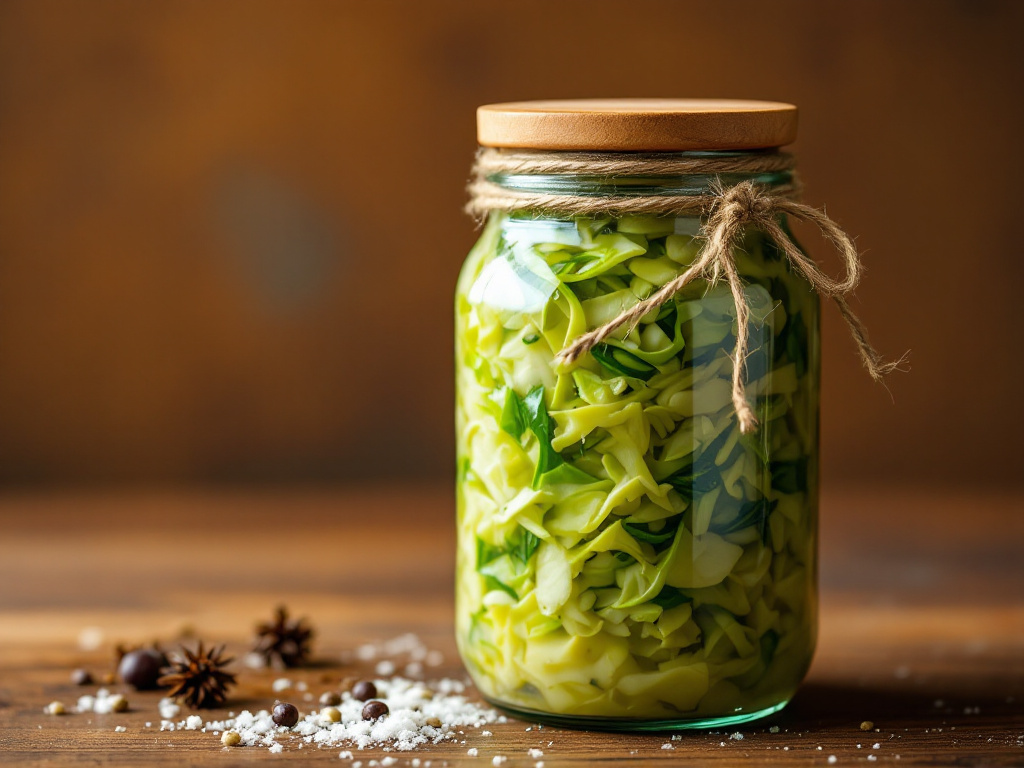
xmin=466 ymin=149 xmax=906 ymax=434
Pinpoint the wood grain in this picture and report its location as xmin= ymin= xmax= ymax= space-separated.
xmin=1 ymin=486 xmax=1022 ymax=765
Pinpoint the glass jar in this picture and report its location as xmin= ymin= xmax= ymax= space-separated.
xmin=455 ymin=100 xmax=819 ymax=730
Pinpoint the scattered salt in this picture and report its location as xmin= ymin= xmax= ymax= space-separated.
xmin=185 ymin=715 xmax=203 ymax=730
xmin=729 ymin=732 xmax=744 ymax=740
xmin=375 ymin=660 xmax=397 ymax=676
xmin=828 ymin=757 xmax=837 ymax=764
xmin=381 ymin=759 xmax=397 ymax=767
xmin=873 ymin=742 xmax=881 ymax=749
xmin=868 ymin=756 xmax=877 ymax=762
xmin=467 ymin=748 xmax=478 ymax=756
xmin=492 ymin=757 xmax=507 ymax=766
xmin=76 ymin=689 xmax=129 ymax=715
xmin=661 ymin=743 xmax=674 ymax=749
xmin=482 ymin=730 xmax=492 ymax=736
xmin=114 ymin=726 xmax=126 ymax=733
xmin=272 ymin=678 xmax=292 ymax=692
xmin=528 ymin=748 xmax=544 ymax=758
xmin=269 ymin=743 xmax=283 ymax=753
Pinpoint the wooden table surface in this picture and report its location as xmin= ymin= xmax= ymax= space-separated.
xmin=1 ymin=487 xmax=1022 ymax=766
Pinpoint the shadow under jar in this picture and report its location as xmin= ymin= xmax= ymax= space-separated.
xmin=455 ymin=100 xmax=819 ymax=731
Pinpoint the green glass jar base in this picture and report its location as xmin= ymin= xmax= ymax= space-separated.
xmin=482 ymin=696 xmax=790 ymax=733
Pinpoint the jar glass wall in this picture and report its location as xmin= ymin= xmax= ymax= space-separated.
xmin=455 ymin=161 xmax=820 ymax=730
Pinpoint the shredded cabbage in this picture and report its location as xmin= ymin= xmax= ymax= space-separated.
xmin=456 ymin=213 xmax=819 ymax=722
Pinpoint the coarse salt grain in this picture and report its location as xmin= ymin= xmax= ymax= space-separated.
xmin=769 ymin=726 xmax=780 ymax=733
xmin=375 ymin=660 xmax=397 ymax=676
xmin=868 ymin=756 xmax=877 ymax=762
xmin=467 ymin=748 xmax=478 ymax=756
xmin=492 ymin=757 xmax=507 ymax=766
xmin=729 ymin=732 xmax=744 ymax=740
xmin=528 ymin=748 xmax=543 ymax=758
xmin=381 ymin=759 xmax=397 ymax=767
xmin=114 ymin=725 xmax=127 ymax=732
xmin=661 ymin=743 xmax=674 ymax=750
xmin=269 ymin=743 xmax=283 ymax=753
xmin=185 ymin=715 xmax=203 ymax=730
xmin=828 ymin=756 xmax=837 ymax=764
xmin=273 ymin=678 xmax=292 ymax=692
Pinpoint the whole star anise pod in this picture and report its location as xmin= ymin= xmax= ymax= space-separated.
xmin=158 ymin=642 xmax=236 ymax=709
xmin=252 ymin=606 xmax=314 ymax=669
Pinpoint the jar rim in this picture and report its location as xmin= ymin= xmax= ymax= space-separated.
xmin=477 ymin=99 xmax=798 ymax=152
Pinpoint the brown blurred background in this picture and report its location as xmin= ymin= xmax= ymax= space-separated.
xmin=0 ymin=0 xmax=1021 ymax=489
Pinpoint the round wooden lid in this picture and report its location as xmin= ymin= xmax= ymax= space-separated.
xmin=477 ymin=99 xmax=798 ymax=151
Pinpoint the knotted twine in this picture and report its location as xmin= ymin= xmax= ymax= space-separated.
xmin=466 ymin=148 xmax=905 ymax=434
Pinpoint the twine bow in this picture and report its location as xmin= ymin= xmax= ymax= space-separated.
xmin=467 ymin=149 xmax=906 ymax=434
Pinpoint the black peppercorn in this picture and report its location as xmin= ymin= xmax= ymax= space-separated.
xmin=361 ymin=700 xmax=389 ymax=721
xmin=319 ymin=691 xmax=342 ymax=706
xmin=118 ymin=648 xmax=167 ymax=690
xmin=71 ymin=669 xmax=93 ymax=686
xmin=351 ymin=680 xmax=377 ymax=701
xmin=272 ymin=701 xmax=300 ymax=728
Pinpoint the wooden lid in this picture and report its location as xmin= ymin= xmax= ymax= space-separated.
xmin=477 ymin=99 xmax=798 ymax=151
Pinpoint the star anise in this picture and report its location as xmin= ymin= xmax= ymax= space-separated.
xmin=252 ymin=606 xmax=314 ymax=669
xmin=158 ymin=642 xmax=236 ymax=709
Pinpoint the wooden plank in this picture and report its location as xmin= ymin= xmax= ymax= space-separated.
xmin=0 ymin=487 xmax=1022 ymax=765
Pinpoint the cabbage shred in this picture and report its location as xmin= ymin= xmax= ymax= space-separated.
xmin=455 ymin=213 xmax=819 ymax=723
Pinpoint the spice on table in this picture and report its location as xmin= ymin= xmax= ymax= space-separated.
xmin=321 ymin=706 xmax=341 ymax=723
xmin=108 ymin=694 xmax=129 ymax=713
xmin=45 ymin=701 xmax=66 ymax=715
xmin=352 ymin=680 xmax=378 ymax=701
xmin=362 ymin=700 xmax=389 ymax=721
xmin=70 ymin=669 xmax=93 ymax=686
xmin=861 ymin=720 xmax=875 ymax=731
xmin=158 ymin=642 xmax=236 ymax=709
xmin=319 ymin=691 xmax=342 ymax=706
xmin=119 ymin=648 xmax=168 ymax=690
xmin=272 ymin=702 xmax=300 ymax=728
xmin=252 ymin=606 xmax=314 ymax=669
xmin=425 ymin=716 xmax=442 ymax=728
xmin=221 ymin=730 xmax=241 ymax=747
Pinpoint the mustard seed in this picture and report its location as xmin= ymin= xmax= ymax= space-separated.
xmin=352 ymin=680 xmax=377 ymax=701
xmin=361 ymin=700 xmax=389 ymax=720
xmin=45 ymin=701 xmax=66 ymax=715
xmin=319 ymin=691 xmax=342 ymax=706
xmin=272 ymin=701 xmax=299 ymax=728
xmin=221 ymin=730 xmax=241 ymax=746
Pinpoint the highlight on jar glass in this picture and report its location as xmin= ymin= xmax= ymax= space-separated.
xmin=454 ymin=100 xmax=902 ymax=731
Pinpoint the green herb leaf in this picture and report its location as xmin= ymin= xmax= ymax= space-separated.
xmin=622 ymin=521 xmax=677 ymax=546
xmin=498 ymin=387 xmax=526 ymax=440
xmin=591 ymin=343 xmax=658 ymax=381
xmin=650 ymin=586 xmax=692 ymax=610
xmin=770 ymin=457 xmax=809 ymax=494
xmin=522 ymin=334 xmax=541 ymax=345
xmin=509 ymin=528 xmax=541 ymax=564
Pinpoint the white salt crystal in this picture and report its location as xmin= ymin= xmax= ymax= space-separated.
xmin=828 ymin=757 xmax=838 ymax=764
xmin=528 ymin=748 xmax=544 ymax=758
xmin=185 ymin=715 xmax=203 ymax=730
xmin=467 ymin=748 xmax=478 ymax=756
xmin=269 ymin=743 xmax=283 ymax=753
xmin=114 ymin=726 xmax=126 ymax=733
xmin=375 ymin=660 xmax=396 ymax=676
xmin=873 ymin=742 xmax=881 ymax=749
xmin=661 ymin=743 xmax=674 ymax=749
xmin=273 ymin=678 xmax=292 ymax=692
xmin=769 ymin=725 xmax=780 ymax=733
xmin=729 ymin=732 xmax=744 ymax=740
xmin=493 ymin=757 xmax=507 ymax=766
xmin=381 ymin=759 xmax=397 ymax=767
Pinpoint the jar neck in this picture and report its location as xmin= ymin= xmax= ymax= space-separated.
xmin=485 ymin=150 xmax=795 ymax=199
